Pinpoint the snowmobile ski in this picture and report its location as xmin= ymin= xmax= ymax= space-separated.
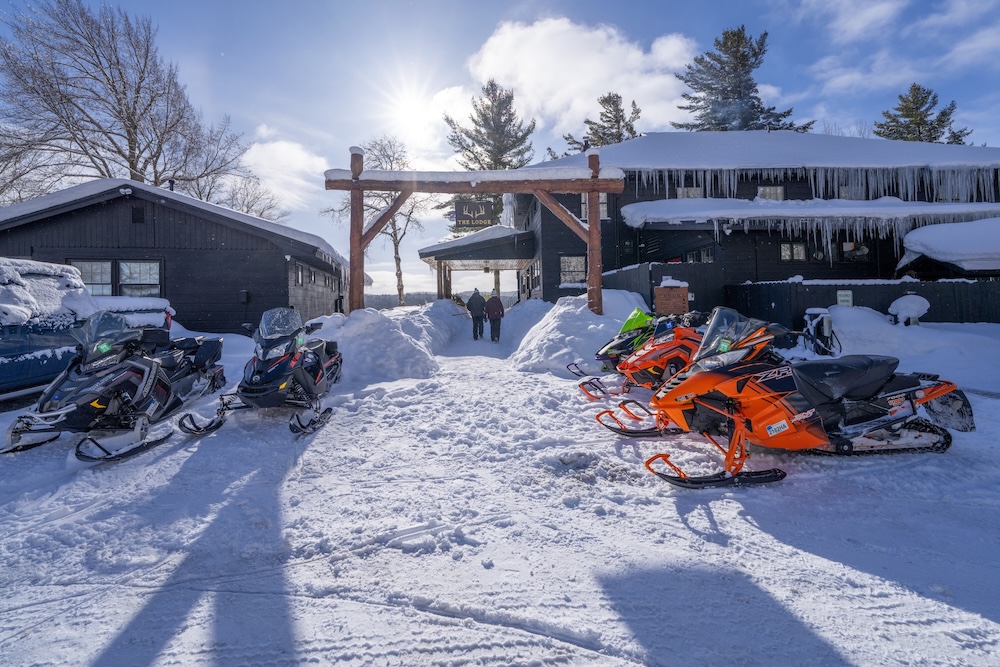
xmin=289 ymin=407 xmax=333 ymax=434
xmin=73 ymin=417 xmax=171 ymax=462
xmin=596 ymin=399 xmax=684 ymax=437
xmin=644 ymin=454 xmax=787 ymax=489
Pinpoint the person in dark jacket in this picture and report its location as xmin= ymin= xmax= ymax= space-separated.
xmin=466 ymin=288 xmax=486 ymax=340
xmin=485 ymin=290 xmax=505 ymax=342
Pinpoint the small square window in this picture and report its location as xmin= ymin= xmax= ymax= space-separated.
xmin=559 ymin=256 xmax=586 ymax=284
xmin=676 ymin=187 xmax=704 ymax=199
xmin=780 ymin=242 xmax=807 ymax=262
xmin=757 ymin=186 xmax=785 ymax=201
xmin=580 ymin=193 xmax=609 ymax=220
xmin=71 ymin=260 xmax=113 ymax=296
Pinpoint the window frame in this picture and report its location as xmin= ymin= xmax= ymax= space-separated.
xmin=559 ymin=255 xmax=587 ymax=284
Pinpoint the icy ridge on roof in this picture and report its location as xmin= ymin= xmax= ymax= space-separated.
xmin=324 ymin=166 xmax=625 ymax=184
xmin=539 ymin=131 xmax=1000 ymax=202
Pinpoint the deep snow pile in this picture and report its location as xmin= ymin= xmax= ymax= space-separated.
xmin=2 ymin=292 xmax=1000 ymax=666
xmin=510 ymin=290 xmax=648 ymax=376
xmin=0 ymin=257 xmax=98 ymax=326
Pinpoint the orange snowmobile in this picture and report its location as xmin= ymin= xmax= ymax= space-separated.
xmin=579 ymin=313 xmax=704 ymax=401
xmin=643 ymin=307 xmax=976 ymax=489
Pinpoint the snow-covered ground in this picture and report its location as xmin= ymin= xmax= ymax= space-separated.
xmin=2 ymin=291 xmax=999 ymax=666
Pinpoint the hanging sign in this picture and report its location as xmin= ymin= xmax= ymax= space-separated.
xmin=454 ymin=201 xmax=494 ymax=229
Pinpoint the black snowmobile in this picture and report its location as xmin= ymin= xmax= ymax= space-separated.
xmin=3 ymin=311 xmax=226 ymax=461
xmin=179 ymin=307 xmax=342 ymax=436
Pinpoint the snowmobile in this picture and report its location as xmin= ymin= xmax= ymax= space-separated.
xmin=3 ymin=311 xmax=225 ymax=461
xmin=643 ymin=306 xmax=975 ymax=489
xmin=616 ymin=312 xmax=706 ymax=390
xmin=567 ymin=308 xmax=655 ymax=379
xmin=178 ymin=307 xmax=342 ymax=436
xmin=580 ymin=313 xmax=703 ymax=401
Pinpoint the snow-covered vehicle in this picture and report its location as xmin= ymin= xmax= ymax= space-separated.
xmin=1 ymin=258 xmax=171 ymax=400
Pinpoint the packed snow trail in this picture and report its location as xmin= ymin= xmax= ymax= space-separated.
xmin=1 ymin=298 xmax=999 ymax=665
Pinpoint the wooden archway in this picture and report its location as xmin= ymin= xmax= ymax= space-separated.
xmin=324 ymin=150 xmax=623 ymax=315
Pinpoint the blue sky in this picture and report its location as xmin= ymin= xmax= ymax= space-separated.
xmin=7 ymin=0 xmax=1000 ymax=294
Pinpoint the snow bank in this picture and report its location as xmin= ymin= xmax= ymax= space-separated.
xmin=308 ymin=307 xmax=438 ymax=384
xmin=382 ymin=299 xmax=468 ymax=355
xmin=0 ymin=258 xmax=98 ymax=326
xmin=510 ymin=290 xmax=649 ymax=376
xmin=829 ymin=305 xmax=1000 ymax=391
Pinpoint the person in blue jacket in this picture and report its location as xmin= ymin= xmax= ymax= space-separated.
xmin=466 ymin=288 xmax=486 ymax=340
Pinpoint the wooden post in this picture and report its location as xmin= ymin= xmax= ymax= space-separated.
xmin=493 ymin=269 xmax=501 ymax=296
xmin=348 ymin=149 xmax=365 ymax=312
xmin=444 ymin=266 xmax=453 ymax=299
xmin=587 ymin=153 xmax=603 ymax=315
xmin=436 ymin=260 xmax=445 ymax=299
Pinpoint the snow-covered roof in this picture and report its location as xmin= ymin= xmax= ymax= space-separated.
xmin=621 ymin=196 xmax=1000 ymax=228
xmin=541 ymin=131 xmax=1000 ymax=202
xmin=418 ymin=224 xmax=526 ymax=255
xmin=544 ymin=130 xmax=1000 ymax=171
xmin=324 ymin=166 xmax=625 ymax=185
xmin=898 ymin=218 xmax=1000 ymax=272
xmin=0 ymin=178 xmax=350 ymax=270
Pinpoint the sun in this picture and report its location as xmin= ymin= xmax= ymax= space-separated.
xmin=376 ymin=69 xmax=443 ymax=153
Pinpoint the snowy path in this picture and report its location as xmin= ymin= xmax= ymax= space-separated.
xmin=2 ymin=309 xmax=1000 ymax=665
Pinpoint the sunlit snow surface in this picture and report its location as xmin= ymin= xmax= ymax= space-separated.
xmin=2 ymin=290 xmax=1000 ymax=666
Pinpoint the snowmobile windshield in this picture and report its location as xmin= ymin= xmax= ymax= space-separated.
xmin=72 ymin=311 xmax=130 ymax=348
xmin=258 ymin=307 xmax=303 ymax=340
xmin=650 ymin=317 xmax=676 ymax=342
xmin=619 ymin=308 xmax=652 ymax=334
xmin=693 ymin=307 xmax=769 ymax=363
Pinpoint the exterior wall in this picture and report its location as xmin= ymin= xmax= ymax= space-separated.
xmin=287 ymin=261 xmax=344 ymax=322
xmin=0 ymin=195 xmax=344 ymax=333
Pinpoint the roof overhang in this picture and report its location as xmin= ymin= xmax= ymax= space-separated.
xmin=419 ymin=226 xmax=536 ymax=271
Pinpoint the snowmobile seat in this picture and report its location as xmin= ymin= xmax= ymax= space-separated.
xmin=139 ymin=326 xmax=171 ymax=352
xmin=171 ymin=336 xmax=203 ymax=351
xmin=193 ymin=338 xmax=223 ymax=369
xmin=153 ymin=347 xmax=186 ymax=371
xmin=792 ymin=355 xmax=899 ymax=407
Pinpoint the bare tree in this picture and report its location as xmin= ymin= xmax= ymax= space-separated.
xmin=322 ymin=135 xmax=429 ymax=306
xmin=216 ymin=172 xmax=290 ymax=223
xmin=0 ymin=0 xmax=250 ymax=194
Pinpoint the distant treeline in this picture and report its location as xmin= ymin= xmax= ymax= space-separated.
xmin=364 ymin=292 xmax=519 ymax=310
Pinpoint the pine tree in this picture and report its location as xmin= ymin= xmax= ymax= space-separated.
xmin=442 ymin=79 xmax=535 ymax=229
xmin=563 ymin=92 xmax=641 ymax=152
xmin=671 ymin=25 xmax=813 ymax=132
xmin=873 ymin=83 xmax=972 ymax=144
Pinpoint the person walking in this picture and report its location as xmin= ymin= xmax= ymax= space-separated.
xmin=485 ymin=290 xmax=505 ymax=343
xmin=466 ymin=288 xmax=486 ymax=340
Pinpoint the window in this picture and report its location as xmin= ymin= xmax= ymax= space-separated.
xmin=757 ymin=185 xmax=785 ymax=201
xmin=69 ymin=260 xmax=161 ymax=296
xmin=131 ymin=204 xmax=145 ymax=224
xmin=118 ymin=261 xmax=160 ymax=297
xmin=295 ymin=264 xmax=303 ymax=286
xmin=580 ymin=192 xmax=609 ymax=220
xmin=72 ymin=260 xmax=113 ymax=296
xmin=780 ymin=242 xmax=807 ymax=262
xmin=684 ymin=246 xmax=715 ymax=263
xmin=559 ymin=256 xmax=586 ymax=284
xmin=309 ymin=269 xmax=316 ymax=284
xmin=676 ymin=187 xmax=704 ymax=199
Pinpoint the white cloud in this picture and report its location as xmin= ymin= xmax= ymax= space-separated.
xmin=811 ymin=49 xmax=921 ymax=94
xmin=907 ymin=0 xmax=1000 ymax=34
xmin=242 ymin=140 xmax=330 ymax=211
xmin=938 ymin=21 xmax=1000 ymax=69
xmin=792 ymin=0 xmax=909 ymax=44
xmin=464 ymin=18 xmax=697 ymax=138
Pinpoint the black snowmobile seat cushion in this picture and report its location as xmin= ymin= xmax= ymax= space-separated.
xmin=792 ymin=355 xmax=900 ymax=404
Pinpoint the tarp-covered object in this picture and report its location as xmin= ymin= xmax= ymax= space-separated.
xmin=0 ymin=258 xmax=98 ymax=326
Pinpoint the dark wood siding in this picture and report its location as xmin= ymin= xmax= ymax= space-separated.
xmin=0 ymin=193 xmax=351 ymax=332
